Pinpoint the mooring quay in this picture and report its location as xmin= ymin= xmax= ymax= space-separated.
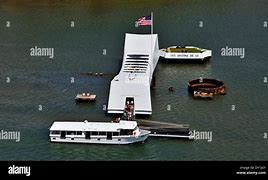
xmin=137 ymin=120 xmax=194 ymax=139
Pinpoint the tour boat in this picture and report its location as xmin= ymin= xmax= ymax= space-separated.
xmin=49 ymin=120 xmax=150 ymax=145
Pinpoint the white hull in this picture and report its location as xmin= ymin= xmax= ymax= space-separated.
xmin=50 ymin=130 xmax=150 ymax=145
xmin=159 ymin=46 xmax=212 ymax=61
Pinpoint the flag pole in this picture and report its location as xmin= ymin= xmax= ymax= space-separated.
xmin=150 ymin=11 xmax=153 ymax=83
xmin=151 ymin=11 xmax=153 ymax=34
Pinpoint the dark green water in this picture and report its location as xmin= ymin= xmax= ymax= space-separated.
xmin=0 ymin=0 xmax=267 ymax=160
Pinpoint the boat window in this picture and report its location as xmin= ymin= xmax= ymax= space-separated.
xmin=91 ymin=132 xmax=98 ymax=136
xmin=85 ymin=132 xmax=91 ymax=139
xmin=51 ymin=131 xmax=60 ymax=134
xmin=120 ymin=129 xmax=132 ymax=135
xmin=107 ymin=132 xmax=112 ymax=140
xmin=113 ymin=132 xmax=119 ymax=136
xmin=77 ymin=131 xmax=82 ymax=135
xmin=99 ymin=132 xmax=106 ymax=136
xmin=67 ymin=131 xmax=76 ymax=135
xmin=60 ymin=131 xmax=66 ymax=139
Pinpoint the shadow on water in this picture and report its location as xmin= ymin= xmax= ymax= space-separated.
xmin=75 ymin=101 xmax=97 ymax=108
xmin=159 ymin=58 xmax=211 ymax=64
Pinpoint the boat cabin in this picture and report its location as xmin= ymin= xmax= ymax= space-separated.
xmin=49 ymin=120 xmax=150 ymax=145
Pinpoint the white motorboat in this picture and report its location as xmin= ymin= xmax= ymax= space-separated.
xmin=49 ymin=120 xmax=150 ymax=145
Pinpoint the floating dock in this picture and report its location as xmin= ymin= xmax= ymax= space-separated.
xmin=137 ymin=119 xmax=194 ymax=139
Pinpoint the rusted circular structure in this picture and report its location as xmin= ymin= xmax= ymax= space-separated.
xmin=188 ymin=78 xmax=226 ymax=95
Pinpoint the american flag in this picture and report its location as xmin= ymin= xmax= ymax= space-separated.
xmin=135 ymin=15 xmax=152 ymax=27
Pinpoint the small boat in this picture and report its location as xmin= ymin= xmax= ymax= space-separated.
xmin=75 ymin=93 xmax=96 ymax=102
xmin=193 ymin=91 xmax=213 ymax=99
xmin=159 ymin=46 xmax=212 ymax=62
xmin=49 ymin=120 xmax=150 ymax=145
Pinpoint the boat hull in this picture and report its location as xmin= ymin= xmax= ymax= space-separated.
xmin=75 ymin=98 xmax=96 ymax=102
xmin=49 ymin=130 xmax=150 ymax=145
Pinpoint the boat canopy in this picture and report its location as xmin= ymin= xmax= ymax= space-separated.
xmin=49 ymin=120 xmax=137 ymax=132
